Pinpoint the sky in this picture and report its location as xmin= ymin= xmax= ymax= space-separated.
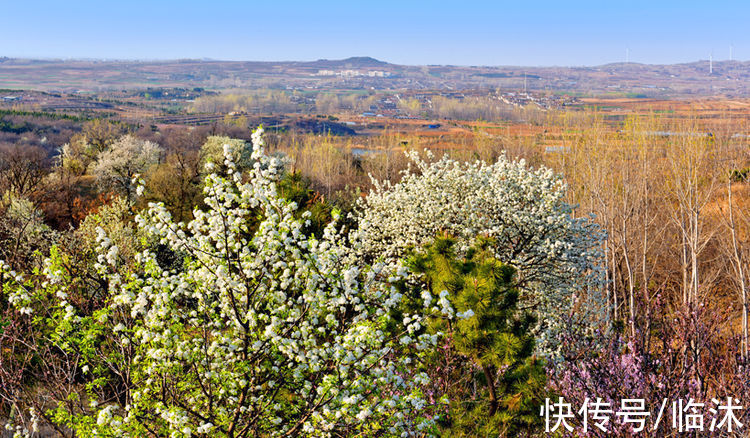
xmin=1 ymin=0 xmax=748 ymax=66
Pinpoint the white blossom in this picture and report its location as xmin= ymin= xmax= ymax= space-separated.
xmin=355 ymin=150 xmax=606 ymax=355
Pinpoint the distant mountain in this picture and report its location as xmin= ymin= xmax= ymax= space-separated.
xmin=304 ymin=56 xmax=390 ymax=69
xmin=340 ymin=56 xmax=390 ymax=67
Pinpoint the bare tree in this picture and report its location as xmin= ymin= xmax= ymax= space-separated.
xmin=715 ymin=123 xmax=750 ymax=359
xmin=0 ymin=143 xmax=49 ymax=199
xmin=664 ymin=120 xmax=720 ymax=307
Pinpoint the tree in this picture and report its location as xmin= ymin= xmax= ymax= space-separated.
xmin=315 ymin=93 xmax=341 ymax=115
xmin=662 ymin=121 xmax=720 ymax=308
xmin=0 ymin=143 xmax=48 ymax=200
xmin=60 ymin=120 xmax=128 ymax=175
xmin=90 ymin=135 xmax=162 ymax=202
xmin=356 ymin=150 xmax=606 ymax=355
xmin=410 ymin=236 xmax=546 ymax=436
xmin=3 ymin=128 xmax=440 ymax=437
xmin=553 ymin=113 xmax=667 ymax=340
xmin=724 ymin=174 xmax=749 ymax=359
xmin=397 ymin=98 xmax=422 ymax=116
xmin=0 ymin=200 xmax=140 ymax=438
xmin=79 ymin=119 xmax=128 ymax=158
xmin=716 ymin=129 xmax=750 ymax=360
xmin=145 ymin=129 xmax=206 ymax=224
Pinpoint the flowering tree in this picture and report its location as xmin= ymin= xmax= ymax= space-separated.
xmin=90 ymin=135 xmax=162 ymax=202
xmin=550 ymin=292 xmax=750 ymax=437
xmin=3 ymin=128 xmax=444 ymax=437
xmin=356 ymin=150 xmax=606 ymax=354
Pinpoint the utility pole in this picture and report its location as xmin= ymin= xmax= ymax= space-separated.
xmin=626 ymin=48 xmax=629 ymax=63
xmin=710 ymin=52 xmax=713 ymax=74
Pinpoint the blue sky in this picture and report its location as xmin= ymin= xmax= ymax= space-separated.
xmin=1 ymin=0 xmax=747 ymax=66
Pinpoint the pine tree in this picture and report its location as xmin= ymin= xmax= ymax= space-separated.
xmin=411 ymin=235 xmax=547 ymax=436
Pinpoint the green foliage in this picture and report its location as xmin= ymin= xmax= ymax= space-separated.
xmin=731 ymin=167 xmax=750 ymax=182
xmin=0 ymin=108 xmax=88 ymax=122
xmin=277 ymin=170 xmax=332 ymax=237
xmin=411 ymin=236 xmax=547 ymax=437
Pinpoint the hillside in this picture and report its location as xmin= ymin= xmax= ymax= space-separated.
xmin=1 ymin=56 xmax=749 ymax=97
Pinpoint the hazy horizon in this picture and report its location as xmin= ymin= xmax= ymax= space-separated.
xmin=0 ymin=55 xmax=740 ymax=70
xmin=1 ymin=0 xmax=747 ymax=67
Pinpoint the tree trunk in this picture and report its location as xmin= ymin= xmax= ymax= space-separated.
xmin=482 ymin=364 xmax=498 ymax=416
xmin=621 ymin=217 xmax=636 ymax=338
xmin=727 ymin=179 xmax=748 ymax=359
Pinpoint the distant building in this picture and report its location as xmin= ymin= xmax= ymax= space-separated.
xmin=315 ymin=69 xmax=391 ymax=78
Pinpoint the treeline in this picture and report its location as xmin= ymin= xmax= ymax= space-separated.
xmin=189 ymin=90 xmax=305 ymax=114
xmin=0 ymin=109 xmax=89 ymax=122
xmin=398 ymin=95 xmax=534 ymax=122
xmin=0 ymin=111 xmax=88 ymax=156
xmin=189 ymin=89 xmax=546 ymax=123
